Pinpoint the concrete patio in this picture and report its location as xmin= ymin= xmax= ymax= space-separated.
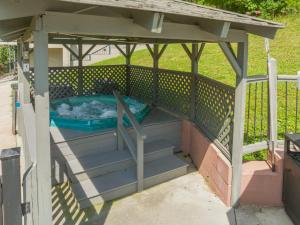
xmin=52 ymin=166 xmax=293 ymax=225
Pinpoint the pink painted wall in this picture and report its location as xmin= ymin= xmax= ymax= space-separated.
xmin=181 ymin=120 xmax=232 ymax=206
xmin=181 ymin=120 xmax=284 ymax=207
xmin=240 ymin=149 xmax=284 ymax=206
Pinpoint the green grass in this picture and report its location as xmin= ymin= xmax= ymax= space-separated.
xmin=93 ymin=14 xmax=300 ymax=161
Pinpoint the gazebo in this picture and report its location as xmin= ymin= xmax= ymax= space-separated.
xmin=0 ymin=1 xmax=283 ymax=224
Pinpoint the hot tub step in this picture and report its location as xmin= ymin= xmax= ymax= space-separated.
xmin=71 ymin=155 xmax=188 ymax=209
xmin=67 ymin=139 xmax=174 ymax=183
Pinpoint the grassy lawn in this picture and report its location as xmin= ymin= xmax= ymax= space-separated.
xmin=93 ymin=14 xmax=300 ymax=161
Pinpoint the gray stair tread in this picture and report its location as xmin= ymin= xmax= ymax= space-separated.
xmin=72 ymin=155 xmax=188 ymax=201
xmin=68 ymin=139 xmax=174 ymax=174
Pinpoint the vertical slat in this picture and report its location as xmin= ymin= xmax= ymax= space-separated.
xmin=260 ymin=82 xmax=264 ymax=141
xmin=137 ymin=136 xmax=144 ymax=192
xmin=253 ymin=82 xmax=258 ymax=142
xmin=0 ymin=148 xmax=22 ymax=225
xmin=246 ymin=83 xmax=251 ymax=144
xmin=285 ymin=81 xmax=288 ymax=134
xmin=33 ymin=16 xmax=52 ymax=225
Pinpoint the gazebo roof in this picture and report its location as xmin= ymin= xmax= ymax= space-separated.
xmin=0 ymin=0 xmax=284 ymax=43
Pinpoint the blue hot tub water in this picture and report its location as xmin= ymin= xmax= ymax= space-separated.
xmin=50 ymin=95 xmax=151 ymax=131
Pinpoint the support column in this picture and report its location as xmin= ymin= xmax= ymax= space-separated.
xmin=231 ymin=39 xmax=248 ymax=206
xmin=33 ymin=16 xmax=52 ymax=225
xmin=78 ymin=39 xmax=84 ymax=95
xmin=191 ymin=44 xmax=199 ymax=120
xmin=21 ymin=42 xmax=31 ymax=104
xmin=126 ymin=44 xmax=131 ymax=95
xmin=146 ymin=44 xmax=168 ymax=104
xmin=182 ymin=43 xmax=205 ymax=120
xmin=153 ymin=44 xmax=159 ymax=103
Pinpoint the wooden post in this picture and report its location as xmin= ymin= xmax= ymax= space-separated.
xmin=33 ymin=16 xmax=52 ymax=225
xmin=268 ymin=58 xmax=278 ymax=171
xmin=182 ymin=43 xmax=205 ymax=120
xmin=231 ymin=39 xmax=248 ymax=206
xmin=191 ymin=44 xmax=199 ymax=120
xmin=78 ymin=40 xmax=84 ymax=96
xmin=126 ymin=44 xmax=131 ymax=95
xmin=0 ymin=148 xmax=22 ymax=225
xmin=153 ymin=44 xmax=159 ymax=103
xmin=22 ymin=42 xmax=31 ymax=104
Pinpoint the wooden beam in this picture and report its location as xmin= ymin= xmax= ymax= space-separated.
xmin=181 ymin=44 xmax=192 ymax=60
xmin=129 ymin=44 xmax=137 ymax=57
xmin=33 ymin=15 xmax=52 ymax=225
xmin=82 ymin=44 xmax=96 ymax=59
xmin=219 ymin=42 xmax=242 ymax=77
xmin=63 ymin=43 xmax=79 ymax=59
xmin=146 ymin=44 xmax=154 ymax=58
xmin=44 ymin=11 xmax=248 ymax=43
xmin=196 ymin=43 xmax=206 ymax=61
xmin=133 ymin=11 xmax=164 ymax=33
xmin=114 ymin=44 xmax=126 ymax=57
xmin=199 ymin=20 xmax=231 ymax=39
xmin=231 ymin=38 xmax=248 ymax=207
xmin=158 ymin=44 xmax=168 ymax=59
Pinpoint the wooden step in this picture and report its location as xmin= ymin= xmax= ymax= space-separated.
xmin=67 ymin=139 xmax=175 ymax=183
xmin=71 ymin=155 xmax=188 ymax=209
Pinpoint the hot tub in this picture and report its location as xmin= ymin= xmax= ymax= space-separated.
xmin=50 ymin=95 xmax=150 ymax=131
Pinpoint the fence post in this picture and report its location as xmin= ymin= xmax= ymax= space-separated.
xmin=268 ymin=58 xmax=278 ymax=171
xmin=0 ymin=148 xmax=22 ymax=225
xmin=11 ymin=82 xmax=18 ymax=135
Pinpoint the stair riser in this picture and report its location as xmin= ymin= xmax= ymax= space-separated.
xmin=78 ymin=183 xmax=137 ymax=209
xmin=77 ymin=165 xmax=188 ymax=209
xmin=69 ymin=147 xmax=174 ymax=183
xmin=52 ymin=121 xmax=181 ymax=160
xmin=69 ymin=159 xmax=134 ymax=183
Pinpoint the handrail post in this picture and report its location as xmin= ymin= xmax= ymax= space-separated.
xmin=268 ymin=58 xmax=278 ymax=172
xmin=0 ymin=148 xmax=22 ymax=225
xmin=137 ymin=135 xmax=144 ymax=192
xmin=117 ymin=101 xmax=124 ymax=151
xmin=11 ymin=82 xmax=18 ymax=135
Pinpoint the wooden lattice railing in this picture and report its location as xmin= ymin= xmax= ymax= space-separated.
xmin=27 ymin=65 xmax=235 ymax=160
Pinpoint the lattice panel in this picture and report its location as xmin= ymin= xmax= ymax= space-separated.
xmin=129 ymin=66 xmax=154 ymax=103
xmin=82 ymin=65 xmax=127 ymax=96
xmin=157 ymin=69 xmax=193 ymax=116
xmin=28 ymin=67 xmax=79 ymax=100
xmin=195 ymin=76 xmax=235 ymax=159
xmin=49 ymin=67 xmax=79 ymax=98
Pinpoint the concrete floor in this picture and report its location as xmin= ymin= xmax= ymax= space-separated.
xmin=52 ymin=170 xmax=293 ymax=225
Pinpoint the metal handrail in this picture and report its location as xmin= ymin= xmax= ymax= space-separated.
xmin=113 ymin=91 xmax=146 ymax=192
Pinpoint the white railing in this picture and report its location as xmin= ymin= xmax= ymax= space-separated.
xmin=18 ymin=64 xmax=38 ymax=225
xmin=113 ymin=91 xmax=146 ymax=192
